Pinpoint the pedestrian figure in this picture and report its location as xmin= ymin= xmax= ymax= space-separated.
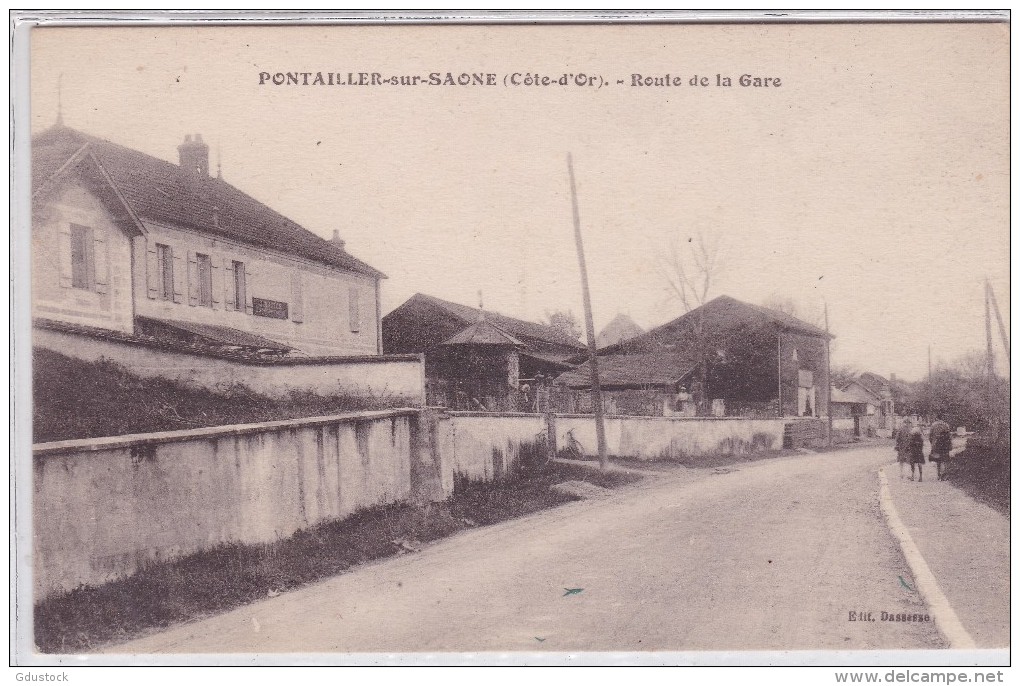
xmin=908 ymin=425 xmax=925 ymax=482
xmin=928 ymin=418 xmax=953 ymax=481
xmin=894 ymin=418 xmax=913 ymax=479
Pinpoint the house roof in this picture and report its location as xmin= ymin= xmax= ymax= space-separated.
xmin=830 ymin=386 xmax=866 ymax=404
xmin=440 ymin=318 xmax=526 ymax=347
xmin=136 ymin=316 xmax=293 ymax=352
xmin=854 ymin=372 xmax=891 ymax=397
xmin=554 ymin=353 xmax=697 ymax=390
xmin=411 ymin=293 xmax=587 ymax=350
xmin=597 ymin=294 xmax=832 ymax=357
xmin=596 ymin=313 xmax=645 ymax=348
xmin=32 ymin=125 xmax=384 ymax=278
xmin=838 ymin=381 xmax=881 ymax=404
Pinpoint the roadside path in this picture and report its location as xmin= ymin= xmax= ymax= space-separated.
xmin=883 ymin=460 xmax=1009 ymax=648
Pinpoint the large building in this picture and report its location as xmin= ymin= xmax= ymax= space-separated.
xmin=31 ymin=125 xmax=385 ymax=356
xmin=559 ymin=295 xmax=833 ymax=418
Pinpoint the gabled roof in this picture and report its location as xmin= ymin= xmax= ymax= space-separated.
xmin=598 ymin=294 xmax=831 ymax=356
xmin=838 ymin=381 xmax=881 ymax=404
xmin=32 ymin=125 xmax=383 ymax=278
xmin=830 ymin=386 xmax=866 ymax=404
xmin=855 ymin=372 xmax=891 ymax=397
xmin=411 ymin=293 xmax=587 ymax=350
xmin=554 ymin=353 xmax=697 ymax=390
xmin=596 ymin=313 xmax=645 ymax=348
xmin=440 ymin=319 xmax=525 ymax=347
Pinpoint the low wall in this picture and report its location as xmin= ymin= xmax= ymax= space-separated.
xmin=555 ymin=414 xmax=790 ymax=461
xmin=32 ymin=409 xmax=435 ymax=599
xmin=442 ymin=412 xmax=549 ymax=485
xmin=33 ymin=325 xmax=425 ymax=403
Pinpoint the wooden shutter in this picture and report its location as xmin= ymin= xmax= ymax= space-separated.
xmin=223 ymin=257 xmax=235 ymax=309
xmin=187 ymin=251 xmax=199 ymax=306
xmin=146 ymin=241 xmax=159 ymax=299
xmin=349 ymin=286 xmax=360 ymax=332
xmin=171 ymin=249 xmax=185 ymax=303
xmin=58 ymin=225 xmax=73 ymax=288
xmin=244 ymin=264 xmax=253 ymax=314
xmin=210 ymin=258 xmax=221 ymax=308
xmin=93 ymin=230 xmax=108 ymax=294
xmin=291 ymin=272 xmax=304 ymax=323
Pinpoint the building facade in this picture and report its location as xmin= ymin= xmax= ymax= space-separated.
xmin=32 ymin=126 xmax=384 ymax=357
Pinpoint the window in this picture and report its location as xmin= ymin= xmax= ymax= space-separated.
xmin=196 ymin=253 xmax=213 ymax=307
xmin=70 ymin=224 xmax=94 ymax=290
xmin=157 ymin=244 xmax=174 ymax=300
xmin=348 ymin=287 xmax=360 ymax=332
xmin=232 ymin=260 xmax=246 ymax=311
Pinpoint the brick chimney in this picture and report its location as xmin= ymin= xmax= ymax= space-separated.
xmin=331 ymin=229 xmax=345 ymax=251
xmin=178 ymin=134 xmax=209 ymax=176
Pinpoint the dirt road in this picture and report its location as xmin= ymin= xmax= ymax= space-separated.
xmin=112 ymin=446 xmax=949 ymax=653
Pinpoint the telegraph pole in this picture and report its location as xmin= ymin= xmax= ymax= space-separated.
xmin=567 ymin=153 xmax=608 ymax=471
xmin=987 ymin=280 xmax=1010 ymax=363
xmin=824 ymin=301 xmax=832 ymax=446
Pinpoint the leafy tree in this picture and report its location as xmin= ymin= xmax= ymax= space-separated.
xmin=545 ymin=309 xmax=582 ymax=341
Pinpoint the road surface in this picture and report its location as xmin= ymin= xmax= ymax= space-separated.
xmin=112 ymin=446 xmax=951 ymax=653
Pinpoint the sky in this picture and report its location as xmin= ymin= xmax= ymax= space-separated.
xmin=28 ymin=22 xmax=1010 ymax=381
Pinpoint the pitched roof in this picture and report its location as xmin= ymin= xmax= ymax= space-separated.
xmin=32 ymin=125 xmax=383 ymax=278
xmin=413 ymin=293 xmax=586 ymax=350
xmin=554 ymin=353 xmax=697 ymax=390
xmin=136 ymin=316 xmax=292 ymax=352
xmin=830 ymin=386 xmax=865 ymax=404
xmin=596 ymin=313 xmax=645 ymax=348
xmin=598 ymin=294 xmax=831 ymax=356
xmin=440 ymin=319 xmax=525 ymax=347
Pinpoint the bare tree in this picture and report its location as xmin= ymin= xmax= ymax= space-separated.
xmin=656 ymin=231 xmax=726 ymax=415
xmin=829 ymin=363 xmax=859 ymax=389
xmin=659 ymin=231 xmax=726 ymax=313
xmin=761 ymin=292 xmax=824 ymax=327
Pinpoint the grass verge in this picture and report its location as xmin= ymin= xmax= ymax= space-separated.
xmin=947 ymin=434 xmax=1010 ymax=518
xmin=34 ymin=461 xmax=641 ymax=654
xmin=33 ymin=348 xmax=403 ymax=443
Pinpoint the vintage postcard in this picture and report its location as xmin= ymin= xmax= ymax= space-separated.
xmin=13 ymin=13 xmax=1010 ymax=669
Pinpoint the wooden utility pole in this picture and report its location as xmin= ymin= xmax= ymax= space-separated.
xmin=567 ymin=153 xmax=608 ymax=471
xmin=987 ymin=280 xmax=1010 ymax=363
xmin=985 ymin=280 xmax=995 ymax=383
xmin=824 ymin=301 xmax=832 ymax=446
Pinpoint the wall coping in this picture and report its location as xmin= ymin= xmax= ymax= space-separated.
xmin=446 ymin=411 xmax=546 ymax=418
xmin=34 ymin=318 xmax=422 ymax=366
xmin=554 ymin=414 xmax=822 ymax=422
xmin=33 ymin=408 xmax=421 ymax=456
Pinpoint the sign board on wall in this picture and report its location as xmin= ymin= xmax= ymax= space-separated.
xmin=253 ymin=297 xmax=288 ymax=320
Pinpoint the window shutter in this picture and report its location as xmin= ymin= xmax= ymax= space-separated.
xmin=349 ymin=286 xmax=360 ymax=332
xmin=58 ymin=226 xmax=73 ymax=288
xmin=171 ymin=249 xmax=185 ymax=303
xmin=244 ymin=264 xmax=253 ymax=314
xmin=187 ymin=250 xmax=199 ymax=306
xmin=146 ymin=242 xmax=159 ymax=299
xmin=291 ymin=272 xmax=304 ymax=323
xmin=210 ymin=258 xmax=221 ymax=308
xmin=93 ymin=231 xmax=108 ymax=294
xmin=223 ymin=257 xmax=235 ymax=309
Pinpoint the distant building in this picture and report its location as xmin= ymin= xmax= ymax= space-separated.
xmin=32 ymin=125 xmax=384 ymax=356
xmin=382 ymin=293 xmax=587 ymax=409
xmin=560 ymin=295 xmax=833 ymax=418
xmin=596 ymin=313 xmax=645 ymax=348
xmin=838 ymin=372 xmax=896 ymax=433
